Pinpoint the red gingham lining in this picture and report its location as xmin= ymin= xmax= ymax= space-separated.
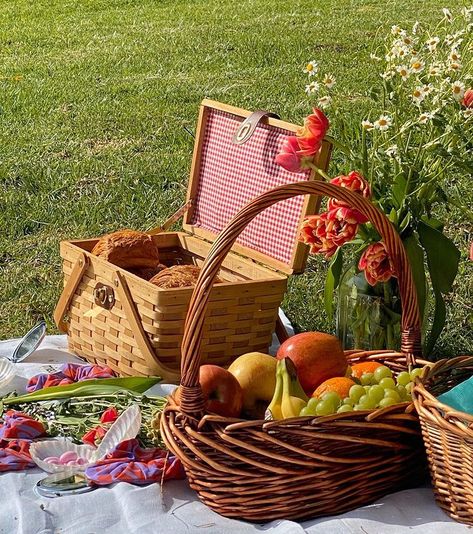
xmin=190 ymin=108 xmax=313 ymax=267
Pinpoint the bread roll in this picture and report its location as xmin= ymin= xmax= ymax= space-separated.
xmin=91 ymin=230 xmax=160 ymax=269
xmin=149 ymin=265 xmax=222 ymax=289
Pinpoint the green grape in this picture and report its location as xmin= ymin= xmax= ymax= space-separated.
xmin=363 ymin=385 xmax=371 ymax=393
xmin=369 ymin=385 xmax=385 ymax=403
xmin=358 ymin=395 xmax=376 ymax=409
xmin=379 ymin=377 xmax=396 ymax=390
xmin=396 ymin=385 xmax=408 ymax=400
xmin=343 ymin=397 xmax=353 ymax=406
xmin=374 ymin=365 xmax=392 ymax=382
xmin=307 ymin=398 xmax=319 ymax=412
xmin=349 ymin=384 xmax=365 ymax=403
xmin=360 ymin=373 xmax=374 ymax=385
xmin=353 ymin=404 xmax=366 ymax=411
xmin=322 ymin=391 xmax=342 ymax=407
xmin=397 ymin=371 xmax=411 ymax=386
xmin=299 ymin=406 xmax=313 ymax=417
xmin=337 ymin=404 xmax=353 ymax=414
xmin=316 ymin=399 xmax=337 ymax=416
xmin=410 ymin=367 xmax=424 ymax=380
xmin=379 ymin=397 xmax=397 ymax=408
xmin=384 ymin=389 xmax=401 ymax=402
xmin=405 ymin=382 xmax=414 ymax=393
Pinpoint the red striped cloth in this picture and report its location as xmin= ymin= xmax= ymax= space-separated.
xmin=85 ymin=439 xmax=185 ymax=486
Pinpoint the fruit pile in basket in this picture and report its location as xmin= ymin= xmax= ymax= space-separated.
xmin=179 ymin=332 xmax=426 ymax=420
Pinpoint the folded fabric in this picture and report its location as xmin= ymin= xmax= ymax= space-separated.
xmin=0 ymin=439 xmax=36 ymax=472
xmin=438 ymin=375 xmax=473 ymax=414
xmin=0 ymin=410 xmax=46 ymax=440
xmin=27 ymin=363 xmax=117 ymax=392
xmin=85 ymin=438 xmax=186 ymax=486
xmin=0 ymin=411 xmax=46 ymax=472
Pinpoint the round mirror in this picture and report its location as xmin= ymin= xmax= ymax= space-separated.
xmin=11 ymin=321 xmax=46 ymax=363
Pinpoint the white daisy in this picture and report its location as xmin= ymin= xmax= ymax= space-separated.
xmin=381 ymin=70 xmax=395 ymax=80
xmin=396 ymin=65 xmax=410 ymax=80
xmin=304 ymin=61 xmax=318 ymax=76
xmin=305 ymin=81 xmax=320 ymax=95
xmin=410 ymin=58 xmax=425 ymax=73
xmin=401 ymin=35 xmax=415 ymax=47
xmin=452 ymin=81 xmax=466 ymax=101
xmin=370 ymin=52 xmax=382 ymax=61
xmin=429 ymin=64 xmax=442 ymax=77
xmin=449 ymin=62 xmax=462 ymax=71
xmin=426 ymin=37 xmax=440 ymax=52
xmin=385 ymin=145 xmax=398 ymax=157
xmin=317 ymin=95 xmax=332 ymax=108
xmin=450 ymin=50 xmax=461 ymax=63
xmin=392 ymin=45 xmax=410 ymax=60
xmin=445 ymin=34 xmax=454 ymax=46
xmin=374 ymin=115 xmax=392 ymax=131
xmin=412 ymin=86 xmax=426 ymax=104
xmin=422 ymin=83 xmax=434 ymax=95
xmin=462 ymin=109 xmax=473 ymax=118
xmin=442 ymin=8 xmax=453 ymax=22
xmin=323 ymin=74 xmax=336 ymax=89
xmin=391 ymin=25 xmax=402 ymax=35
xmin=418 ymin=111 xmax=435 ymax=124
xmin=362 ymin=120 xmax=374 ymax=130
xmin=412 ymin=21 xmax=420 ymax=34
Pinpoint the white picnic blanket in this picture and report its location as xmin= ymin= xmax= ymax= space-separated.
xmin=0 ymin=322 xmax=469 ymax=534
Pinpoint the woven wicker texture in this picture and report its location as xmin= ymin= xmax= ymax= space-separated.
xmin=59 ymin=233 xmax=286 ymax=380
xmin=161 ymin=181 xmax=427 ymax=521
xmin=412 ymin=356 xmax=473 ymax=526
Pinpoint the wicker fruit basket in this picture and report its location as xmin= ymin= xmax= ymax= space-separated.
xmin=53 ymin=100 xmax=331 ymax=382
xmin=412 ymin=356 xmax=473 ymax=525
xmin=161 ymin=180 xmax=430 ymax=522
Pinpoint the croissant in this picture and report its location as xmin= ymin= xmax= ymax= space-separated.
xmin=91 ymin=230 xmax=160 ymax=269
xmin=149 ymin=265 xmax=222 ymax=289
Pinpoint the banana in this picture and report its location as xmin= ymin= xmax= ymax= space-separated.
xmin=265 ymin=363 xmax=284 ymax=420
xmin=280 ymin=358 xmax=307 ymax=418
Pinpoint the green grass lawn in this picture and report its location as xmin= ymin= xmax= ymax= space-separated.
xmin=1 ymin=0 xmax=471 ymax=357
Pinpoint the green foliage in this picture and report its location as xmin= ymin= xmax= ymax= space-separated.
xmin=0 ymin=0 xmax=471 ymax=358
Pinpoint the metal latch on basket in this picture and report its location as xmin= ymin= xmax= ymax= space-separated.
xmin=93 ymin=283 xmax=115 ymax=310
xmin=232 ymin=110 xmax=280 ymax=145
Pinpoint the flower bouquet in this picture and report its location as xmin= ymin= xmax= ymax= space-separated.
xmin=277 ymin=7 xmax=472 ymax=353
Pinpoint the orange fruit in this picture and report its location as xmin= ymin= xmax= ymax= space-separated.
xmin=312 ymin=376 xmax=357 ymax=399
xmin=350 ymin=361 xmax=383 ymax=379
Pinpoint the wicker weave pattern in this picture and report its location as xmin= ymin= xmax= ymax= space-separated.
xmin=412 ymin=356 xmax=473 ymax=525
xmin=161 ymin=181 xmax=426 ymax=521
xmin=60 ymin=236 xmax=286 ymax=378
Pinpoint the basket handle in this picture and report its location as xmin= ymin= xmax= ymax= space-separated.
xmin=178 ymin=181 xmax=422 ymax=416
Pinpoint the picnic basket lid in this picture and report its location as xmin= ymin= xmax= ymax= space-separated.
xmin=182 ymin=99 xmax=332 ymax=275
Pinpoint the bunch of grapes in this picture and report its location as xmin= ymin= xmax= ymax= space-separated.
xmin=299 ymin=366 xmax=424 ymax=417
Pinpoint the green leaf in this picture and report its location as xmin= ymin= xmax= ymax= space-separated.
xmin=426 ymin=288 xmax=447 ymax=356
xmin=3 ymin=377 xmax=161 ymax=404
xmin=418 ymin=221 xmax=460 ymax=353
xmin=418 ymin=222 xmax=460 ymax=293
xmin=403 ymin=233 xmax=426 ymax=321
xmin=324 ymin=248 xmax=343 ymax=321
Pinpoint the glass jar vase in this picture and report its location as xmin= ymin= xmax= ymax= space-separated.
xmin=336 ymin=266 xmax=402 ymax=351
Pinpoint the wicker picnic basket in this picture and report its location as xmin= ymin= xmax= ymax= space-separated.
xmin=53 ymin=100 xmax=331 ymax=382
xmin=161 ymin=180 xmax=430 ymax=522
xmin=412 ymin=356 xmax=473 ymax=525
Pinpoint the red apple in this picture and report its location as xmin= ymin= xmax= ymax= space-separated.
xmin=276 ymin=332 xmax=347 ymax=395
xmin=199 ymin=364 xmax=243 ymax=417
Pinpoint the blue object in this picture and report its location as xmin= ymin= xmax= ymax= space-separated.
xmin=438 ymin=375 xmax=473 ymax=414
